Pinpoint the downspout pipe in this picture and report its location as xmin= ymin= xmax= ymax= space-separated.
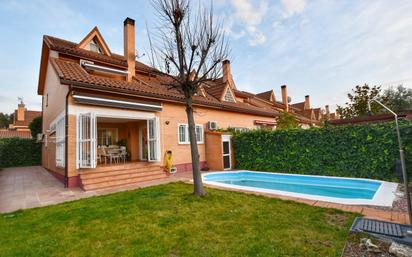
xmin=64 ymin=86 xmax=72 ymax=187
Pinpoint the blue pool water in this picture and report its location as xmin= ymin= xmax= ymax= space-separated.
xmin=203 ymin=171 xmax=382 ymax=199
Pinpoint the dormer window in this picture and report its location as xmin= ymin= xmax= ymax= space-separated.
xmin=223 ymin=88 xmax=236 ymax=102
xmin=86 ymin=39 xmax=103 ymax=53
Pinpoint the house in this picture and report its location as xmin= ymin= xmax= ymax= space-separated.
xmin=0 ymin=101 xmax=41 ymax=139
xmin=329 ymin=111 xmax=412 ymax=126
xmin=37 ymin=17 xmax=322 ymax=190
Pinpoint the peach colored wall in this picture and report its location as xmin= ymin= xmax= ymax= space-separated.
xmin=41 ymin=52 xmax=68 ymax=175
xmin=62 ymin=96 xmax=276 ymax=175
xmin=205 ymin=132 xmax=223 ymax=170
xmin=158 ymin=102 xmax=275 ymax=167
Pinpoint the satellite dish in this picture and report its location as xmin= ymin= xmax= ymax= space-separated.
xmin=287 ymin=96 xmax=292 ymax=103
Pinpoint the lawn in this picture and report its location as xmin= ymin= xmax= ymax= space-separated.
xmin=0 ymin=183 xmax=356 ymax=257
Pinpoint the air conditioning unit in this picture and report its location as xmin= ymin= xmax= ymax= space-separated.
xmin=208 ymin=121 xmax=218 ymax=131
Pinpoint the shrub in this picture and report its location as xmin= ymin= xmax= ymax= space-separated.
xmin=233 ymin=121 xmax=412 ymax=181
xmin=29 ymin=116 xmax=42 ymax=139
xmin=276 ymin=112 xmax=299 ymax=129
xmin=0 ymin=138 xmax=41 ymax=168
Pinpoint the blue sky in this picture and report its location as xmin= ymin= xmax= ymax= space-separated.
xmin=1 ymin=0 xmax=412 ymax=113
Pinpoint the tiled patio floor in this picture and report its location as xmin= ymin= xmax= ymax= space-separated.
xmin=0 ymin=166 xmax=409 ymax=225
xmin=0 ymin=166 xmax=191 ymax=213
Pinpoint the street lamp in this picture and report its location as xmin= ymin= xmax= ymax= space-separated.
xmin=368 ymin=97 xmax=412 ymax=226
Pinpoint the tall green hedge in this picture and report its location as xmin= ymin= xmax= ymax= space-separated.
xmin=0 ymin=138 xmax=41 ymax=168
xmin=233 ymin=122 xmax=412 ymax=181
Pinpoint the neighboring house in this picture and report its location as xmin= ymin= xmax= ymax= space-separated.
xmin=329 ymin=111 xmax=412 ymax=126
xmin=0 ymin=130 xmax=33 ymax=139
xmin=0 ymin=102 xmax=41 ymax=139
xmin=37 ymin=17 xmax=323 ymax=190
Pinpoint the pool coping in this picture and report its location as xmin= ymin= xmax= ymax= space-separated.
xmin=202 ymin=170 xmax=398 ymax=207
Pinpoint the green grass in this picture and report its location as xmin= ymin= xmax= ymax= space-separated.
xmin=0 ymin=183 xmax=356 ymax=257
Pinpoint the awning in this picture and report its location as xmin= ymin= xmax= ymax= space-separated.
xmin=72 ymin=94 xmax=162 ymax=112
xmin=254 ymin=120 xmax=276 ymax=126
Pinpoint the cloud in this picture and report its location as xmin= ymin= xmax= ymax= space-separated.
xmin=249 ymin=31 xmax=266 ymax=46
xmin=228 ymin=0 xmax=269 ymax=46
xmin=230 ymin=0 xmax=268 ymax=33
xmin=281 ymin=0 xmax=307 ymax=17
xmin=229 ymin=0 xmax=412 ymax=110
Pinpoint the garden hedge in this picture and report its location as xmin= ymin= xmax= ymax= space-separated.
xmin=232 ymin=121 xmax=412 ymax=181
xmin=0 ymin=138 xmax=41 ymax=168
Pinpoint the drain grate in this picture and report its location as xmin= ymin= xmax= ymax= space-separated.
xmin=360 ymin=218 xmax=403 ymax=237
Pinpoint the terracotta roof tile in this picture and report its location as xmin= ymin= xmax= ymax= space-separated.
xmin=329 ymin=111 xmax=412 ymax=125
xmin=0 ymin=130 xmax=32 ymax=139
xmin=256 ymin=90 xmax=273 ymax=101
xmin=44 ymin=34 xmax=320 ymax=123
xmin=45 ymin=35 xmax=154 ymax=72
xmin=51 ymin=58 xmax=279 ymax=117
xmin=291 ymin=102 xmax=305 ymax=110
xmin=203 ymin=81 xmax=227 ymax=100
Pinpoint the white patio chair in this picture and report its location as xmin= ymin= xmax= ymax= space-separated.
xmin=119 ymin=146 xmax=127 ymax=163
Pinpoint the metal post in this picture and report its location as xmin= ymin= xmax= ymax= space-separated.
xmin=370 ymin=98 xmax=412 ymax=226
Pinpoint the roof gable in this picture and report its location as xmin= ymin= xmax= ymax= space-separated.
xmin=77 ymin=27 xmax=112 ymax=56
xmin=221 ymin=85 xmax=236 ymax=103
xmin=291 ymin=101 xmax=305 ymax=110
xmin=256 ymin=90 xmax=275 ymax=102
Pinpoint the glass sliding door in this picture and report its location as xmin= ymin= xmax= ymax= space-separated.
xmin=77 ymin=113 xmax=97 ymax=168
xmin=147 ymin=117 xmax=160 ymax=162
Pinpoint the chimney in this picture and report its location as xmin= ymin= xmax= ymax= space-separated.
xmin=304 ymin=95 xmax=310 ymax=110
xmin=325 ymin=105 xmax=330 ymax=119
xmin=222 ymin=60 xmax=231 ymax=83
xmin=124 ymin=17 xmax=136 ymax=81
xmin=17 ymin=102 xmax=25 ymax=121
xmin=335 ymin=109 xmax=341 ymax=119
xmin=189 ymin=69 xmax=196 ymax=81
xmin=281 ymin=85 xmax=289 ymax=112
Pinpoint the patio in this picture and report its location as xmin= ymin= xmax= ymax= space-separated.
xmin=0 ymin=166 xmax=190 ymax=213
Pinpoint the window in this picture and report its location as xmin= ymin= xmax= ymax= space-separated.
xmin=230 ymin=127 xmax=249 ymax=133
xmin=195 ymin=125 xmax=204 ymax=143
xmin=97 ymin=128 xmax=118 ymax=146
xmin=223 ymin=88 xmax=235 ymax=102
xmin=178 ymin=124 xmax=187 ymax=144
xmin=55 ymin=116 xmax=65 ymax=168
xmin=178 ymin=124 xmax=204 ymax=144
xmin=86 ymin=39 xmax=102 ymax=53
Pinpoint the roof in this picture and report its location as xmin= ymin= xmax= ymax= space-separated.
xmin=255 ymin=90 xmax=274 ymax=102
xmin=329 ymin=111 xmax=412 ymax=125
xmin=312 ymin=108 xmax=322 ymax=120
xmin=0 ymin=130 xmax=32 ymax=139
xmin=41 ymin=32 xmax=320 ymax=124
xmin=203 ymin=79 xmax=227 ymax=100
xmin=13 ymin=110 xmax=41 ymax=127
xmin=44 ymin=35 xmax=154 ymax=72
xmin=291 ymin=102 xmax=305 ymax=110
xmin=50 ymin=58 xmax=280 ymax=118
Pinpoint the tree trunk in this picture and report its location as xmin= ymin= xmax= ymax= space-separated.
xmin=185 ymin=98 xmax=206 ymax=196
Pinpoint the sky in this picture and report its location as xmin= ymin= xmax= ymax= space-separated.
xmin=1 ymin=0 xmax=412 ymax=113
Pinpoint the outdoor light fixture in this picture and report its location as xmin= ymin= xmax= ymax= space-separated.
xmin=368 ymin=96 xmax=412 ymax=226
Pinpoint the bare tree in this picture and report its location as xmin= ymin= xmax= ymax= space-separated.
xmin=149 ymin=0 xmax=229 ymax=196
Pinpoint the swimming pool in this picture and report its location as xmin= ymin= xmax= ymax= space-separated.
xmin=202 ymin=171 xmax=398 ymax=206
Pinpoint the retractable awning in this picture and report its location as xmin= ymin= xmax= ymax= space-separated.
xmin=254 ymin=120 xmax=276 ymax=126
xmin=72 ymin=94 xmax=162 ymax=112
